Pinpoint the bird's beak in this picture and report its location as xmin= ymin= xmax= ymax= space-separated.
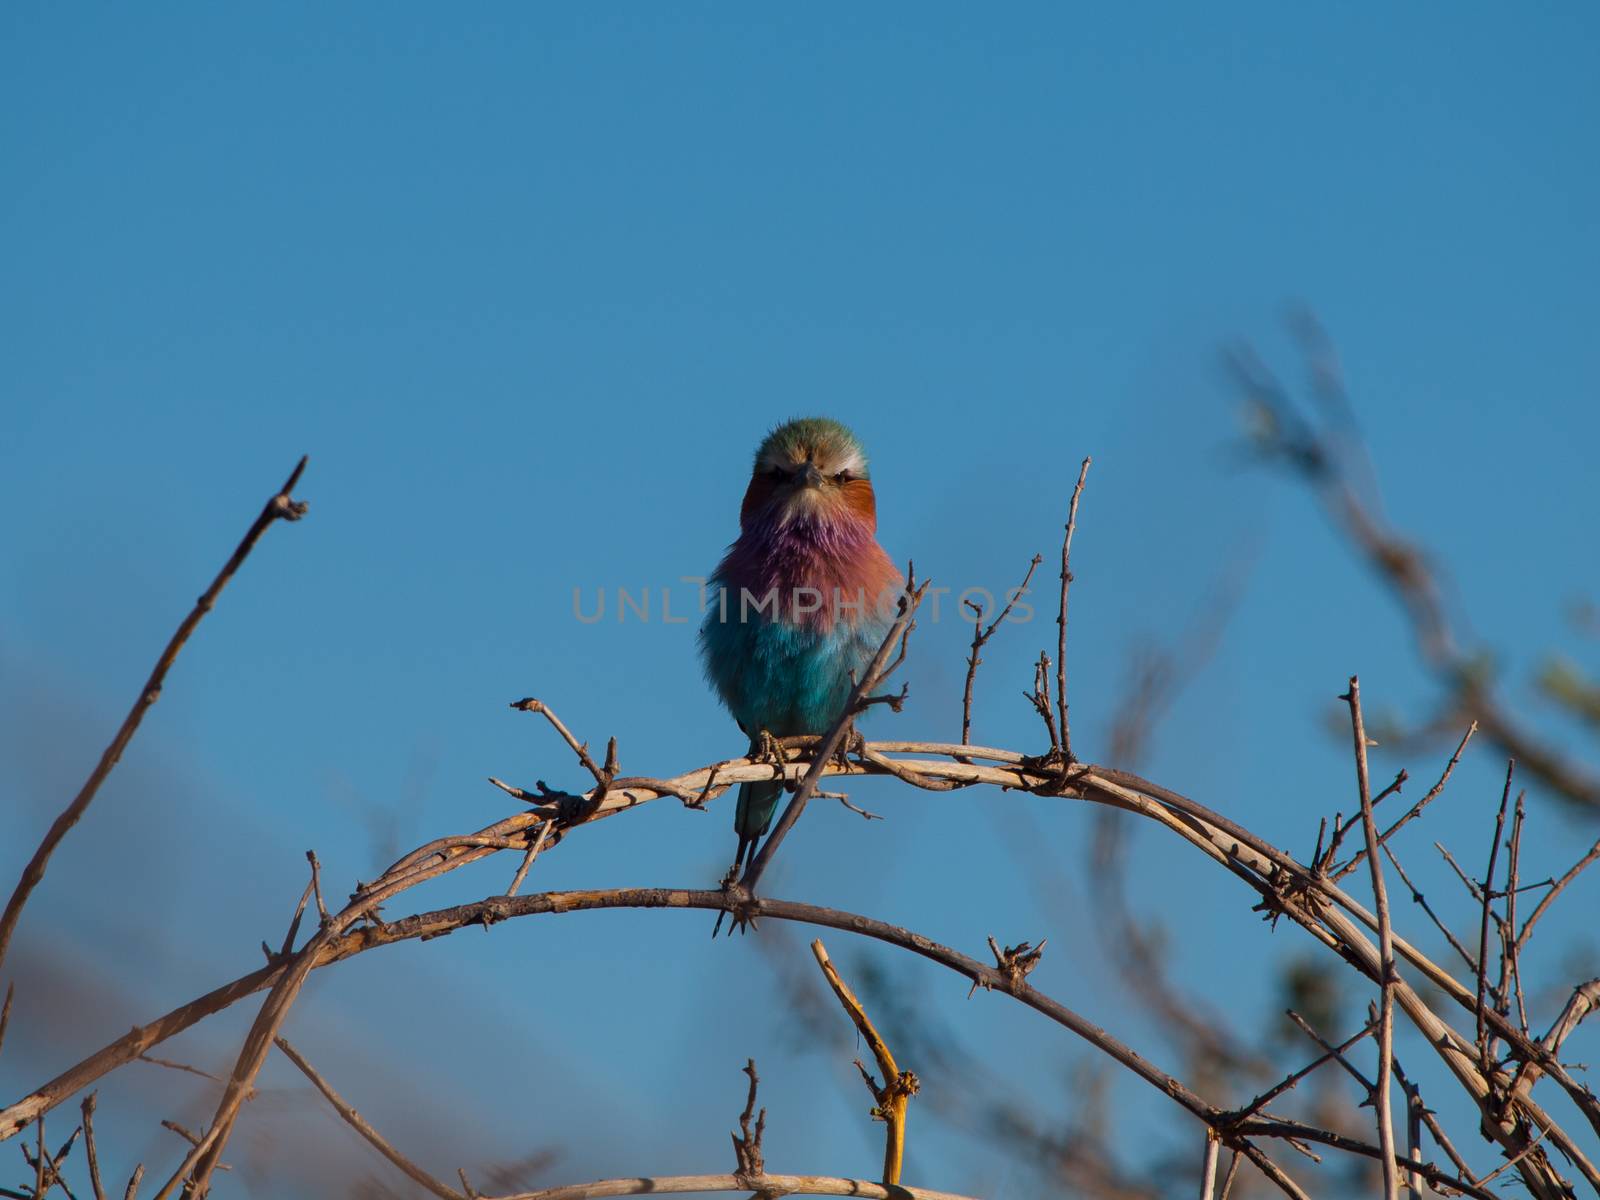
xmin=799 ymin=462 xmax=825 ymax=489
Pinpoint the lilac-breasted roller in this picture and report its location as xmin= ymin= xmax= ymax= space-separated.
xmin=699 ymin=417 xmax=901 ymax=870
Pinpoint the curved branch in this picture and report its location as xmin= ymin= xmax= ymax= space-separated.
xmin=811 ymin=939 xmax=917 ymax=1184
xmin=6 ymin=735 xmax=1593 ymax=1193
xmin=4 ymin=886 xmax=1454 ymax=1200
xmin=486 ymin=1174 xmax=975 ymax=1199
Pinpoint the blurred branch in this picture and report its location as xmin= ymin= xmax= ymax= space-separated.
xmin=1538 ymin=660 xmax=1600 ymax=732
xmin=1086 ymin=565 xmax=1267 ymax=1089
xmin=1232 ymin=318 xmax=1600 ymax=815
xmin=274 ymin=1036 xmax=465 ymax=1200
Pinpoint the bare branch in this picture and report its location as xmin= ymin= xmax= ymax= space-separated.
xmin=135 ymin=1055 xmax=225 ymax=1086
xmin=1380 ymin=842 xmax=1477 ymax=971
xmin=276 ymin=874 xmax=315 ymax=961
xmin=1475 ymin=762 xmax=1513 ymax=1074
xmin=729 ymin=1058 xmax=766 ymax=1185
xmin=1333 ymin=723 xmax=1476 ymax=881
xmin=1056 ymin=457 xmax=1092 ymax=762
xmin=1504 ymin=792 xmax=1529 ymax=1036
xmin=1216 ymin=1151 xmax=1241 ymax=1200
xmin=274 ymin=1036 xmax=465 ymax=1200
xmin=960 ymin=554 xmax=1040 ymax=746
xmin=0 ymin=457 xmax=309 ymax=979
xmin=1227 ymin=1016 xmax=1376 ymax=1122
xmin=1024 ymin=652 xmax=1060 ymax=753
xmin=7 ymin=726 xmax=1593 ymax=1194
xmin=811 ymin=940 xmax=918 ymax=1185
xmin=1198 ymin=1133 xmax=1219 ymax=1200
xmin=81 ymin=1093 xmax=106 ymax=1200
xmin=508 ymin=699 xmax=612 ymax=788
xmin=505 ymin=820 xmax=555 ymax=899
xmin=9 ymin=737 xmax=1592 ymax=1162
xmin=1343 ymin=676 xmax=1397 ymax=1200
xmin=483 ymin=1175 xmax=978 ymax=1199
xmin=1516 ymin=833 xmax=1600 ymax=953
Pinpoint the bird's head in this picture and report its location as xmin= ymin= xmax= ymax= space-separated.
xmin=740 ymin=417 xmax=877 ymax=531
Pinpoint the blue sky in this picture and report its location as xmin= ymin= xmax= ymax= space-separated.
xmin=3 ymin=5 xmax=1598 ymax=1196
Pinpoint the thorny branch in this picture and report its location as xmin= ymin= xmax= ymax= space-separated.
xmin=7 ymin=716 xmax=1598 ymax=1194
xmin=4 ymin=873 xmax=1545 ymax=1200
xmin=1056 ymin=457 xmax=1092 ymax=763
xmin=484 ymin=1175 xmax=978 ymax=1199
xmin=731 ymin=1059 xmax=765 ymax=1182
xmin=960 ymin=554 xmax=1041 ymax=746
xmin=1342 ymin=677 xmax=1398 ymax=1200
xmin=11 ymin=417 xmax=1600 ymax=1200
xmin=8 ymin=715 xmax=1596 ymax=1196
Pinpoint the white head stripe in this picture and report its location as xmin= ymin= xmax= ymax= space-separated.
xmin=757 ymin=443 xmax=866 ymax=475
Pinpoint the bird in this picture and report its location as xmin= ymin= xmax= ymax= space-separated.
xmin=700 ymin=417 xmax=902 ymax=873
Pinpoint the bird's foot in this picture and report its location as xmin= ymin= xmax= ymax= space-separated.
xmin=754 ymin=728 xmax=788 ymax=770
xmin=835 ymin=726 xmax=864 ymax=769
xmin=754 ymin=728 xmax=796 ymax=790
xmin=712 ymin=865 xmax=760 ymax=938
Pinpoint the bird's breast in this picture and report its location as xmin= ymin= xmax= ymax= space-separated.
xmin=709 ymin=519 xmax=901 ymax=634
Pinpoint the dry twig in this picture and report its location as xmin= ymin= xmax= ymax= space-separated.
xmin=730 ymin=1059 xmax=765 ymax=1182
xmin=960 ymin=554 xmax=1040 ymax=746
xmin=1342 ymin=677 xmax=1398 ymax=1200
xmin=82 ymin=1092 xmax=106 ymax=1200
xmin=483 ymin=1175 xmax=977 ymax=1199
xmin=0 ymin=457 xmax=310 ymax=979
xmin=1056 ymin=457 xmax=1092 ymax=762
xmin=810 ymin=940 xmax=919 ymax=1185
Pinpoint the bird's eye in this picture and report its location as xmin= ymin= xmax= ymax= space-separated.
xmin=833 ymin=471 xmax=852 ymax=483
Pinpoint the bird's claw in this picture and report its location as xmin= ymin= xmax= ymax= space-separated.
xmin=712 ymin=871 xmax=761 ymax=938
xmin=754 ymin=728 xmax=788 ymax=772
xmin=836 ymin=726 xmax=864 ymax=768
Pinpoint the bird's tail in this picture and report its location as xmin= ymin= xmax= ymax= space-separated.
xmin=733 ymin=778 xmax=784 ymax=871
